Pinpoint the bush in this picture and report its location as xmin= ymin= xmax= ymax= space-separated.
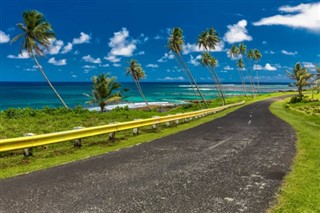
xmin=4 ymin=108 xmax=17 ymax=119
xmin=289 ymin=96 xmax=303 ymax=104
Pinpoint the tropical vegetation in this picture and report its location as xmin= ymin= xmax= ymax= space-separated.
xmin=11 ymin=10 xmax=69 ymax=108
xmin=286 ymin=63 xmax=312 ymax=99
xmin=126 ymin=59 xmax=150 ymax=108
xmin=168 ymin=27 xmax=208 ymax=108
xmin=84 ymin=73 xmax=122 ymax=112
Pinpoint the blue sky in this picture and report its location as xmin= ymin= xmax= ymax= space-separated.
xmin=0 ymin=0 xmax=319 ymax=82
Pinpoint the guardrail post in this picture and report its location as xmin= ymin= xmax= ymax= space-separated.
xmin=133 ymin=119 xmax=141 ymax=135
xmin=23 ymin=133 xmax=34 ymax=157
xmin=108 ymin=122 xmax=118 ymax=140
xmin=152 ymin=116 xmax=160 ymax=129
xmin=73 ymin=126 xmax=84 ymax=147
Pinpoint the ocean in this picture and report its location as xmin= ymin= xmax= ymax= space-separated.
xmin=0 ymin=82 xmax=292 ymax=110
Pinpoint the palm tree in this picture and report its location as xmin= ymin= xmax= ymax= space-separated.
xmin=11 ymin=10 xmax=68 ymax=108
xmin=253 ymin=49 xmax=262 ymax=94
xmin=229 ymin=45 xmax=246 ymax=96
xmin=84 ymin=73 xmax=122 ymax=112
xmin=286 ymin=63 xmax=312 ymax=99
xmin=126 ymin=59 xmax=150 ymax=108
xmin=200 ymin=52 xmax=223 ymax=104
xmin=169 ymin=27 xmax=208 ymax=108
xmin=197 ymin=28 xmax=226 ymax=105
xmin=247 ymin=49 xmax=256 ymax=94
xmin=239 ymin=43 xmax=255 ymax=96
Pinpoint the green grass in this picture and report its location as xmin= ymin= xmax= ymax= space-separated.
xmin=0 ymin=92 xmax=293 ymax=179
xmin=269 ymin=96 xmax=320 ymax=212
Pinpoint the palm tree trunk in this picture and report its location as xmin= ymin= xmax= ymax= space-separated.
xmin=32 ymin=53 xmax=69 ymax=109
xmin=212 ymin=67 xmax=226 ymax=105
xmin=177 ymin=53 xmax=209 ymax=108
xmin=256 ymin=70 xmax=261 ymax=95
xmin=237 ymin=70 xmax=247 ymax=96
xmin=206 ymin=66 xmax=224 ymax=105
xmin=173 ymin=54 xmax=202 ymax=108
xmin=134 ymin=80 xmax=150 ymax=109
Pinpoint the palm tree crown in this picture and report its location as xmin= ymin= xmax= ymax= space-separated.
xmin=11 ymin=10 xmax=55 ymax=56
xmin=253 ymin=49 xmax=262 ymax=61
xmin=168 ymin=28 xmax=184 ymax=54
xmin=229 ymin=45 xmax=239 ymax=58
xmin=287 ymin=63 xmax=312 ymax=99
xmin=84 ymin=73 xmax=122 ymax=112
xmin=11 ymin=10 xmax=68 ymax=108
xmin=126 ymin=59 xmax=146 ymax=81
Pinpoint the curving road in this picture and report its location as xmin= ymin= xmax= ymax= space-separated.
xmin=0 ymin=98 xmax=296 ymax=213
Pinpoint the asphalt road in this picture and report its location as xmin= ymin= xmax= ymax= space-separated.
xmin=0 ymin=98 xmax=296 ymax=213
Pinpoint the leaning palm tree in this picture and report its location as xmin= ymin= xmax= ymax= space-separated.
xmin=200 ymin=52 xmax=223 ymax=104
xmin=84 ymin=73 xmax=122 ymax=112
xmin=236 ymin=58 xmax=247 ymax=96
xmin=197 ymin=28 xmax=226 ymax=105
xmin=247 ymin=49 xmax=256 ymax=94
xmin=286 ymin=63 xmax=311 ymax=99
xmin=253 ymin=49 xmax=262 ymax=94
xmin=229 ymin=45 xmax=246 ymax=96
xmin=11 ymin=10 xmax=68 ymax=108
xmin=126 ymin=59 xmax=150 ymax=108
xmin=239 ymin=43 xmax=255 ymax=95
xmin=169 ymin=27 xmax=208 ymax=108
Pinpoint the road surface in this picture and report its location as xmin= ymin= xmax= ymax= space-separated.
xmin=0 ymin=98 xmax=296 ymax=213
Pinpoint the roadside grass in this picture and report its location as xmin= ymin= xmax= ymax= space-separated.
xmin=0 ymin=92 xmax=292 ymax=179
xmin=269 ymin=95 xmax=320 ymax=212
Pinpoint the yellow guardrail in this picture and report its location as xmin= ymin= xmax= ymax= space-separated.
xmin=0 ymin=101 xmax=245 ymax=152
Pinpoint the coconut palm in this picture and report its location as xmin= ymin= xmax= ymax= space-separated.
xmin=200 ymin=52 xmax=224 ymax=104
xmin=11 ymin=10 xmax=68 ymax=108
xmin=253 ymin=49 xmax=262 ymax=94
xmin=247 ymin=49 xmax=256 ymax=94
xmin=239 ymin=44 xmax=255 ymax=96
xmin=229 ymin=45 xmax=246 ymax=96
xmin=84 ymin=73 xmax=122 ymax=112
xmin=169 ymin=27 xmax=208 ymax=108
xmin=197 ymin=28 xmax=226 ymax=105
xmin=286 ymin=63 xmax=311 ymax=99
xmin=126 ymin=59 xmax=150 ymax=108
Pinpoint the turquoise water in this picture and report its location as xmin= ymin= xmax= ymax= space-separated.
xmin=0 ymin=82 xmax=292 ymax=110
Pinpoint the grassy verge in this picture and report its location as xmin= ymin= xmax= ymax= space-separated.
xmin=0 ymin=92 xmax=293 ymax=179
xmin=269 ymin=94 xmax=320 ymax=212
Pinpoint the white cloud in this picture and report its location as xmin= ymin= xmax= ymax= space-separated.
xmin=253 ymin=63 xmax=277 ymax=71
xmin=224 ymin=65 xmax=234 ymax=70
xmin=7 ymin=50 xmax=30 ymax=59
xmin=104 ymin=55 xmax=121 ymax=63
xmin=108 ymin=28 xmax=136 ymax=57
xmin=48 ymin=39 xmax=64 ymax=55
xmin=137 ymin=51 xmax=145 ymax=55
xmin=264 ymin=50 xmax=275 ymax=54
xmin=100 ymin=64 xmax=110 ymax=67
xmin=253 ymin=2 xmax=320 ymax=32
xmin=223 ymin=20 xmax=252 ymax=44
xmin=262 ymin=41 xmax=267 ymax=44
xmin=188 ymin=55 xmax=202 ymax=66
xmin=48 ymin=57 xmax=67 ymax=66
xmin=158 ymin=52 xmax=175 ymax=62
xmin=182 ymin=41 xmax=225 ymax=55
xmin=158 ymin=76 xmax=184 ymax=81
xmin=113 ymin=63 xmax=121 ymax=67
xmin=82 ymin=65 xmax=96 ymax=69
xmin=72 ymin=75 xmax=77 ymax=78
xmin=146 ymin=64 xmax=159 ymax=68
xmin=82 ymin=55 xmax=101 ymax=64
xmin=74 ymin=50 xmax=80 ymax=55
xmin=61 ymin=42 xmax=73 ymax=54
xmin=281 ymin=50 xmax=298 ymax=56
xmin=154 ymin=35 xmax=162 ymax=40
xmin=72 ymin=32 xmax=91 ymax=44
xmin=0 ymin=30 xmax=10 ymax=43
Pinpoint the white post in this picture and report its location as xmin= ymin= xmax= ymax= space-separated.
xmin=152 ymin=116 xmax=160 ymax=129
xmin=108 ymin=122 xmax=118 ymax=140
xmin=23 ymin=133 xmax=35 ymax=157
xmin=133 ymin=119 xmax=141 ymax=135
xmin=73 ymin=126 xmax=84 ymax=147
